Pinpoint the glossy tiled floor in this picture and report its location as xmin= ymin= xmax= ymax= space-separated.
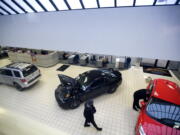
xmin=0 ymin=58 xmax=179 ymax=135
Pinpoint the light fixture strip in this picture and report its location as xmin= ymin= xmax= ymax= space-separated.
xmin=23 ymin=0 xmax=37 ymax=12
xmin=49 ymin=0 xmax=59 ymax=11
xmin=0 ymin=6 xmax=11 ymax=15
xmin=133 ymin=0 xmax=136 ymax=6
xmin=11 ymin=0 xmax=27 ymax=13
xmin=79 ymin=0 xmax=85 ymax=9
xmin=96 ymin=0 xmax=100 ymax=8
xmin=63 ymin=0 xmax=71 ymax=10
xmin=35 ymin=0 xmax=48 ymax=12
xmin=1 ymin=0 xmax=19 ymax=14
xmin=0 ymin=11 xmax=3 ymax=15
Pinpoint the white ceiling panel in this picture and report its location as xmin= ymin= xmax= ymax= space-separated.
xmin=39 ymin=0 xmax=55 ymax=11
xmin=0 ymin=8 xmax=8 ymax=15
xmin=66 ymin=0 xmax=82 ymax=9
xmin=15 ymin=0 xmax=34 ymax=13
xmin=0 ymin=1 xmax=16 ymax=14
xmin=117 ymin=0 xmax=134 ymax=6
xmin=2 ymin=0 xmax=24 ymax=13
xmin=136 ymin=0 xmax=154 ymax=5
xmin=52 ymin=0 xmax=68 ymax=10
xmin=99 ymin=0 xmax=114 ymax=7
xmin=82 ymin=0 xmax=97 ymax=8
xmin=156 ymin=0 xmax=176 ymax=5
xmin=26 ymin=0 xmax=44 ymax=12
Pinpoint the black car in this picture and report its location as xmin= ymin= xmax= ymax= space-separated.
xmin=55 ymin=69 xmax=122 ymax=109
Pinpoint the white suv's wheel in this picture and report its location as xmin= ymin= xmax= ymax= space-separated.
xmin=14 ymin=82 xmax=23 ymax=91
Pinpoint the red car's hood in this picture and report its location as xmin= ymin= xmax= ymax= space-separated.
xmin=140 ymin=112 xmax=180 ymax=135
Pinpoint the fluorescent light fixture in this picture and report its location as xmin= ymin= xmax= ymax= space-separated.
xmin=136 ymin=0 xmax=154 ymax=5
xmin=117 ymin=0 xmax=134 ymax=6
xmin=52 ymin=0 xmax=68 ymax=10
xmin=0 ymin=1 xmax=15 ymax=14
xmin=17 ymin=0 xmax=34 ymax=13
xmin=99 ymin=0 xmax=114 ymax=7
xmin=2 ymin=0 xmax=24 ymax=13
xmin=39 ymin=0 xmax=55 ymax=11
xmin=82 ymin=0 xmax=98 ymax=8
xmin=156 ymin=0 xmax=176 ymax=5
xmin=26 ymin=0 xmax=44 ymax=12
xmin=66 ymin=0 xmax=82 ymax=9
xmin=0 ymin=8 xmax=8 ymax=15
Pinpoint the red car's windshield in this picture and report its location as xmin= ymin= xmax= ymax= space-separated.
xmin=146 ymin=97 xmax=180 ymax=129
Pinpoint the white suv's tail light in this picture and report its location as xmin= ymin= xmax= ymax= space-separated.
xmin=20 ymin=79 xmax=27 ymax=83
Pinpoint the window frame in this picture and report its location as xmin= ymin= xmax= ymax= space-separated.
xmin=0 ymin=69 xmax=13 ymax=77
xmin=13 ymin=70 xmax=21 ymax=78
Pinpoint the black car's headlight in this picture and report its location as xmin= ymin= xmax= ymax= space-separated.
xmin=65 ymin=93 xmax=70 ymax=98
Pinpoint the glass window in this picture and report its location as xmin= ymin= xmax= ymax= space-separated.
xmin=149 ymin=83 xmax=154 ymax=92
xmin=13 ymin=71 xmax=21 ymax=78
xmin=76 ymin=73 xmax=91 ymax=86
xmin=156 ymin=0 xmax=176 ymax=5
xmin=22 ymin=65 xmax=37 ymax=77
xmin=146 ymin=98 xmax=180 ymax=128
xmin=0 ymin=69 xmax=13 ymax=76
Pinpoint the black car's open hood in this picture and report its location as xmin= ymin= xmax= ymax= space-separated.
xmin=58 ymin=74 xmax=77 ymax=87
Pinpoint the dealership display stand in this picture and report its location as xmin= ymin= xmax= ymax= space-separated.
xmin=8 ymin=51 xmax=59 ymax=67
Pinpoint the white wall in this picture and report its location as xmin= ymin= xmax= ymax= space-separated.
xmin=0 ymin=6 xmax=180 ymax=61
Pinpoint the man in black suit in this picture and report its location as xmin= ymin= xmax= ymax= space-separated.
xmin=83 ymin=100 xmax=102 ymax=131
xmin=133 ymin=89 xmax=151 ymax=111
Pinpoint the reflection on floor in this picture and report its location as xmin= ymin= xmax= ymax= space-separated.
xmin=0 ymin=58 xmax=179 ymax=135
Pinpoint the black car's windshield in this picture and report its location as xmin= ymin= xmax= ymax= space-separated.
xmin=76 ymin=73 xmax=91 ymax=87
xmin=146 ymin=97 xmax=180 ymax=129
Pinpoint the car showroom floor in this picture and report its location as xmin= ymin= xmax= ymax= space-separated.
xmin=0 ymin=58 xmax=180 ymax=135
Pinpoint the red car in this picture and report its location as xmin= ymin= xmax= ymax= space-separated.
xmin=135 ymin=79 xmax=180 ymax=135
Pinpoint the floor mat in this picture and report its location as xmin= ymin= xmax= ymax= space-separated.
xmin=143 ymin=66 xmax=172 ymax=77
xmin=57 ymin=65 xmax=70 ymax=71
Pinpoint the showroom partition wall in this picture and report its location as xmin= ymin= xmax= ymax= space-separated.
xmin=0 ymin=5 xmax=180 ymax=61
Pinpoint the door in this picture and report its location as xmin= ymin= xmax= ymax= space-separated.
xmin=81 ymin=78 xmax=106 ymax=101
xmin=0 ymin=69 xmax=14 ymax=85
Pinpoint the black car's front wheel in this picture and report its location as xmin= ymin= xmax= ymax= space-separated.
xmin=69 ymin=100 xmax=80 ymax=109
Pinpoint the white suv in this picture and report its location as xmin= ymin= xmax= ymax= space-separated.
xmin=0 ymin=62 xmax=41 ymax=91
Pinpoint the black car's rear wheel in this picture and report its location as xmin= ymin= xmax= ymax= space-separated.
xmin=107 ymin=84 xmax=118 ymax=94
xmin=14 ymin=82 xmax=23 ymax=91
xmin=69 ymin=100 xmax=80 ymax=109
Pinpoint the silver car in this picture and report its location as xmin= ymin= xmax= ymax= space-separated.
xmin=0 ymin=62 xmax=41 ymax=91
